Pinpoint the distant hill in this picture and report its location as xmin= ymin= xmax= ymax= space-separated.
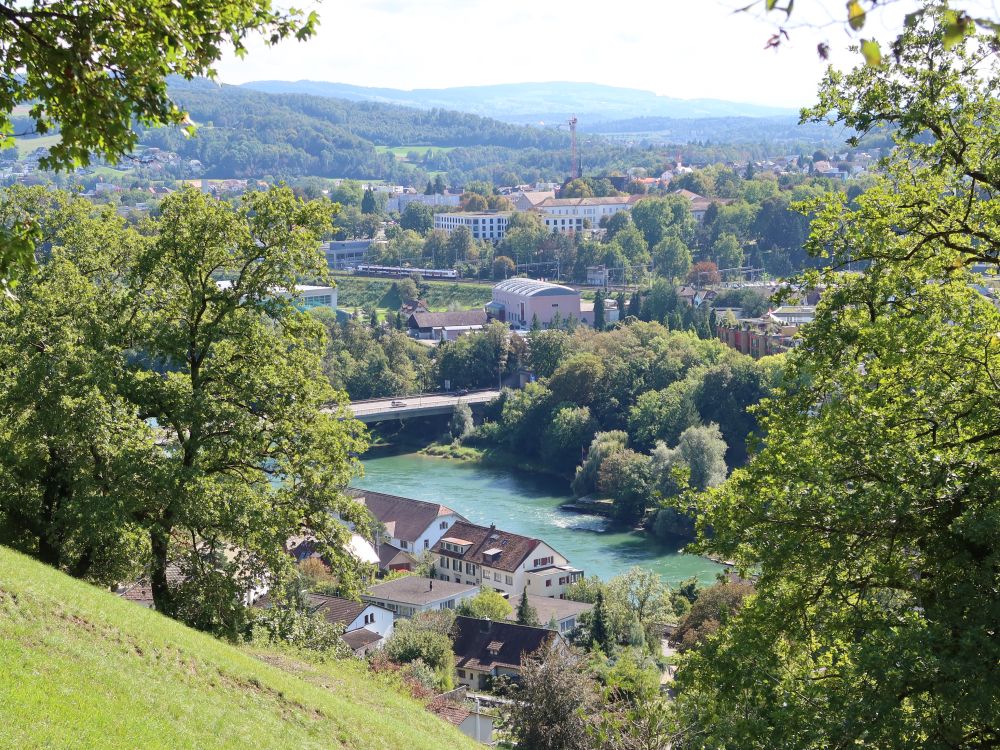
xmin=0 ymin=546 xmax=479 ymax=750
xmin=239 ymin=80 xmax=798 ymax=124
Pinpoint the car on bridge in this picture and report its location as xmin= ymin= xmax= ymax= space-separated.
xmin=391 ymin=400 xmax=407 ymax=407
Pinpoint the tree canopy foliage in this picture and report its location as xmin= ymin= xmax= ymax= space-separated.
xmin=675 ymin=12 xmax=1000 ymax=748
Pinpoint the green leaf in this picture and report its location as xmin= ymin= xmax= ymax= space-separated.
xmin=860 ymin=39 xmax=882 ymax=65
xmin=847 ymin=0 xmax=866 ymax=31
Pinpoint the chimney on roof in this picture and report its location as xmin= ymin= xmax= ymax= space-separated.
xmin=489 ymin=522 xmax=496 ymax=530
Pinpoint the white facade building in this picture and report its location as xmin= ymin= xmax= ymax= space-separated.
xmin=535 ymin=196 xmax=641 ymax=235
xmin=434 ymin=212 xmax=511 ymax=241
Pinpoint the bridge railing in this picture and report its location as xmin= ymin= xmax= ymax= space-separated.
xmin=347 ymin=388 xmax=501 ymax=406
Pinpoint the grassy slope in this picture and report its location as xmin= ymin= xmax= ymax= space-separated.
xmin=334 ymin=275 xmax=493 ymax=312
xmin=14 ymin=133 xmax=61 ymax=156
xmin=0 ymin=547 xmax=477 ymax=750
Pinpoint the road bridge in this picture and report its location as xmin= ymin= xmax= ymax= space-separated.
xmin=344 ymin=390 xmax=501 ymax=424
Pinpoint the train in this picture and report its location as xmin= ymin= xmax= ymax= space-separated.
xmin=353 ymin=264 xmax=459 ymax=279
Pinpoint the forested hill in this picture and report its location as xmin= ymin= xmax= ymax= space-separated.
xmin=138 ymin=78 xmax=573 ymax=182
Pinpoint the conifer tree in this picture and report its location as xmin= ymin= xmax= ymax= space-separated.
xmin=517 ymin=589 xmax=540 ymax=626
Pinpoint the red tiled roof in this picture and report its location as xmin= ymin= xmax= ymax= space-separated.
xmin=349 ymin=489 xmax=464 ymax=544
xmin=432 ymin=521 xmax=541 ymax=573
xmin=427 ymin=700 xmax=472 ymax=726
xmin=307 ymin=594 xmax=366 ymax=627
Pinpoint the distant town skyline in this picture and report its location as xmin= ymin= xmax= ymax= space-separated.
xmin=214 ymin=0 xmax=921 ymax=110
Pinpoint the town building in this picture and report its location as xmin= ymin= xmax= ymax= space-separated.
xmin=509 ymin=190 xmax=555 ymax=212
xmin=534 ymin=195 xmax=641 ymax=235
xmin=387 ymin=193 xmax=462 ymax=213
xmin=433 ymin=212 xmax=511 ymax=241
xmin=506 ymin=594 xmax=592 ymax=636
xmin=451 ymin=616 xmax=562 ymax=691
xmin=716 ymin=317 xmax=799 ymax=359
xmin=767 ymin=305 xmax=816 ymax=325
xmin=488 ymin=278 xmax=582 ymax=328
xmin=427 ymin=696 xmax=494 ymax=744
xmin=432 ymin=520 xmax=583 ymax=599
xmin=377 ymin=541 xmax=417 ymax=573
xmin=299 ymin=593 xmax=394 ymax=657
xmin=671 ymin=189 xmax=732 ymax=222
xmin=407 ymin=310 xmax=489 ymax=341
xmin=362 ymin=576 xmax=479 ymax=618
xmin=215 ymin=280 xmax=337 ymax=310
xmin=324 ymin=239 xmax=374 ymax=270
xmin=349 ymin=489 xmax=467 ymax=554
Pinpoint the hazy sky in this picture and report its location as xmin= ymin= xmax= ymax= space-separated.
xmin=213 ymin=0 xmax=960 ymax=109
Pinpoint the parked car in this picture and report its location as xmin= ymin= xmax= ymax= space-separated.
xmin=391 ymin=400 xmax=406 ymax=407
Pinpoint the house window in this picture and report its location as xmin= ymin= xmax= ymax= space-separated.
xmin=440 ymin=521 xmax=448 ymax=529
xmin=505 ymin=575 xmax=513 ymax=585
xmin=458 ymin=670 xmax=466 ymax=679
xmin=424 ymin=539 xmax=429 ymax=549
xmin=493 ymin=572 xmax=501 ymax=582
xmin=546 ymin=579 xmax=552 ymax=587
xmin=400 ymin=541 xmax=408 ymax=550
xmin=441 ymin=557 xmax=449 ymax=569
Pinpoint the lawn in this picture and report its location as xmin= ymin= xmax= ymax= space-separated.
xmin=375 ymin=145 xmax=458 ymax=161
xmin=333 ymin=274 xmax=494 ymax=313
xmin=0 ymin=546 xmax=478 ymax=750
xmin=13 ymin=133 xmax=61 ymax=157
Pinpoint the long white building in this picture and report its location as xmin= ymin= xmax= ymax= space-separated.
xmin=535 ymin=195 xmax=642 ymax=234
xmin=433 ymin=212 xmax=511 ymax=241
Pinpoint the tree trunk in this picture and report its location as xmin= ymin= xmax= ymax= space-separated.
xmin=149 ymin=526 xmax=173 ymax=613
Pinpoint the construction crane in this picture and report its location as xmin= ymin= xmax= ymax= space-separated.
xmin=568 ymin=116 xmax=579 ymax=179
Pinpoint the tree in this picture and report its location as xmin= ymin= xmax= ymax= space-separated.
xmin=652 ymin=236 xmax=692 ymax=281
xmin=686 ymin=261 xmax=720 ymax=285
xmin=517 ymin=589 xmax=540 ymax=626
xmin=657 ymin=424 xmax=728 ymax=493
xmin=672 ymin=579 xmax=753 ymax=651
xmin=547 ymin=353 xmax=605 ymax=406
xmin=433 ymin=175 xmax=447 ymax=195
xmin=457 ymin=589 xmax=514 ymax=621
xmin=360 ymin=188 xmax=377 ymax=214
xmin=0 ymin=196 xmax=151 ymax=585
xmin=384 ymin=615 xmax=455 ymax=689
xmin=499 ymin=640 xmax=596 ymax=750
xmin=676 ymin=14 xmax=1000 ymax=750
xmin=590 ymin=591 xmax=611 ymax=653
xmin=125 ymin=188 xmax=371 ymax=618
xmin=492 ymin=255 xmax=515 ymax=280
xmin=449 ymin=402 xmax=474 ymax=442
xmin=461 ymin=193 xmax=489 ymax=212
xmin=710 ymin=233 xmax=743 ymax=271
xmin=561 ymin=179 xmax=594 ymax=199
xmin=592 ymin=294 xmax=606 ymax=331
xmin=541 ymin=406 xmax=598 ymax=475
xmin=572 ymin=431 xmax=628 ymax=498
xmin=400 ymin=202 xmax=433 ymax=234
xmin=598 ymin=449 xmax=653 ymax=522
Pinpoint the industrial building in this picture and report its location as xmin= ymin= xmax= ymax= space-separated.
xmin=488 ymin=278 xmax=582 ymax=328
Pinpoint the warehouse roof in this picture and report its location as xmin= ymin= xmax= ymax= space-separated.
xmin=493 ymin=278 xmax=578 ymax=297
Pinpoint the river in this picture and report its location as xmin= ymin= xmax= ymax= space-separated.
xmin=355 ymin=452 xmax=723 ymax=585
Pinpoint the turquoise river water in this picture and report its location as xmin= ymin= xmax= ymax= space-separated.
xmin=356 ymin=452 xmax=722 ymax=585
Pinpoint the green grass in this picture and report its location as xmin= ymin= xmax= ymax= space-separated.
xmin=333 ymin=274 xmax=493 ymax=313
xmin=421 ymin=442 xmax=485 ymax=461
xmin=14 ymin=133 xmax=61 ymax=156
xmin=0 ymin=547 xmax=478 ymax=750
xmin=375 ymin=145 xmax=458 ymax=161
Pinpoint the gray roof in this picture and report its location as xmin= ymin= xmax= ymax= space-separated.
xmin=342 ymin=628 xmax=383 ymax=651
xmin=364 ymin=575 xmax=478 ymax=606
xmin=493 ymin=278 xmax=578 ymax=297
xmin=408 ymin=310 xmax=488 ymax=329
xmin=506 ymin=594 xmax=592 ymax=625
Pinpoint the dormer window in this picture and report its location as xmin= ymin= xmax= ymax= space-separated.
xmin=487 ymin=640 xmax=504 ymax=656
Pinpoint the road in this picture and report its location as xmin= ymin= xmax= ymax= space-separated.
xmin=344 ymin=390 xmax=502 ymax=423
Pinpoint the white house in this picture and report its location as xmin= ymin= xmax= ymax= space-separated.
xmin=362 ymin=576 xmax=480 ymax=618
xmin=349 ymin=489 xmax=467 ymax=554
xmin=215 ymin=279 xmax=337 ymax=310
xmin=432 ymin=521 xmax=583 ymax=599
